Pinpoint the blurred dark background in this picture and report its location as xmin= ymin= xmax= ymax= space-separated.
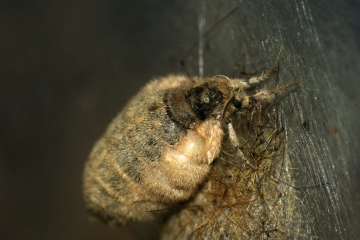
xmin=0 ymin=1 xmax=200 ymax=239
xmin=0 ymin=0 xmax=359 ymax=240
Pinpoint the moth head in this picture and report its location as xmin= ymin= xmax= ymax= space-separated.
xmin=220 ymin=79 xmax=261 ymax=123
xmin=182 ymin=75 xmax=275 ymax=127
xmin=230 ymin=88 xmax=255 ymax=112
xmin=184 ymin=77 xmax=257 ymax=122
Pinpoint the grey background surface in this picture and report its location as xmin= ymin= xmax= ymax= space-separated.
xmin=1 ymin=0 xmax=359 ymax=239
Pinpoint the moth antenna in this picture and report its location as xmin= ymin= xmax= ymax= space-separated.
xmin=201 ymin=7 xmax=239 ymax=40
xmin=184 ymin=7 xmax=239 ymax=63
xmin=180 ymin=60 xmax=196 ymax=83
xmin=271 ymin=81 xmax=298 ymax=94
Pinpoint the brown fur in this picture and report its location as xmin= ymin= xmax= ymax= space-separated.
xmin=83 ymin=72 xmax=291 ymax=225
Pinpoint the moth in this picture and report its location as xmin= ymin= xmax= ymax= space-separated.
xmin=83 ymin=69 xmax=296 ymax=225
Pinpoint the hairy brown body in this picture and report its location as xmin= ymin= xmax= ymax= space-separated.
xmin=84 ymin=76 xmax=229 ymax=224
xmin=83 ymin=72 xmax=294 ymax=225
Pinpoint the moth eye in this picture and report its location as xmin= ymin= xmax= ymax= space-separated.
xmin=232 ymin=98 xmax=242 ymax=109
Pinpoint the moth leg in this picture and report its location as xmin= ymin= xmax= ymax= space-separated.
xmin=251 ymin=90 xmax=276 ymax=105
xmin=227 ymin=122 xmax=257 ymax=170
xmin=246 ymin=67 xmax=277 ymax=89
xmin=251 ymin=81 xmax=298 ymax=105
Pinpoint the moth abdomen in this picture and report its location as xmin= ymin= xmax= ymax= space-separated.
xmin=84 ymin=76 xmax=219 ymax=224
